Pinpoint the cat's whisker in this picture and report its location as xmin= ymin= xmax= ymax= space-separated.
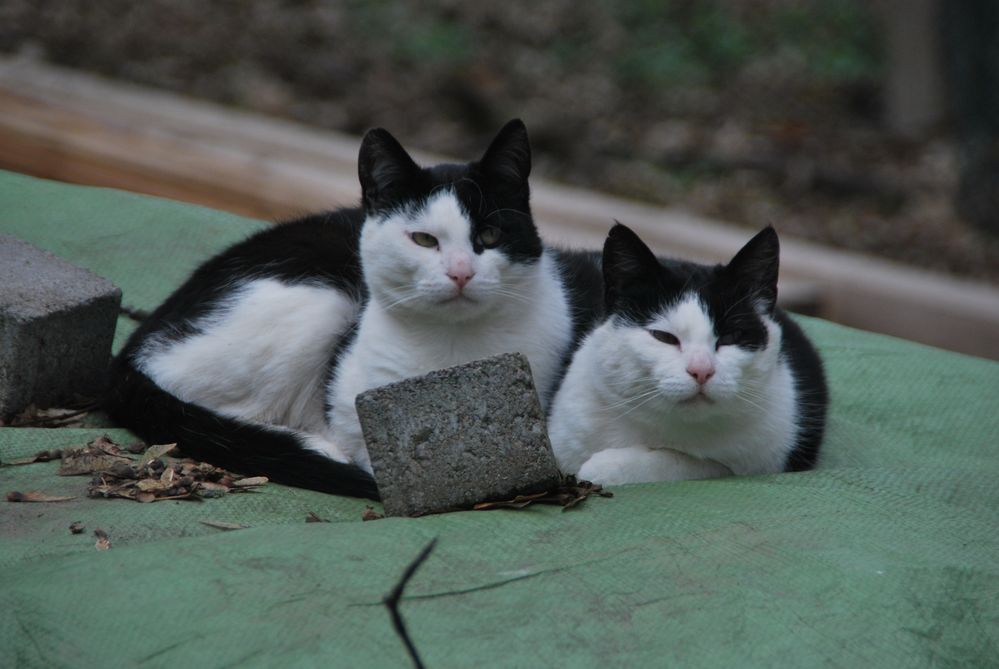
xmin=486 ymin=207 xmax=531 ymax=220
xmin=612 ymin=389 xmax=666 ymax=420
xmin=490 ymin=288 xmax=533 ymax=304
xmin=455 ymin=177 xmax=485 ymax=214
xmin=601 ymin=385 xmax=662 ymax=411
xmin=733 ymin=393 xmax=772 ymax=414
xmin=604 ymin=375 xmax=659 ymax=389
xmin=381 ymin=290 xmax=426 ymax=312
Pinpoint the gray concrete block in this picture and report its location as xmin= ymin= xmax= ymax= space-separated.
xmin=356 ymin=352 xmax=561 ymax=517
xmin=1 ymin=236 xmax=122 ymax=419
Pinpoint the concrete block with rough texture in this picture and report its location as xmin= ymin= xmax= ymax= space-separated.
xmin=0 ymin=236 xmax=122 ymax=419
xmin=356 ymin=352 xmax=561 ymax=517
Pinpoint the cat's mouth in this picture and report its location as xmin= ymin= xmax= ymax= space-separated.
xmin=679 ymin=391 xmax=714 ymax=405
xmin=439 ymin=293 xmax=478 ymax=306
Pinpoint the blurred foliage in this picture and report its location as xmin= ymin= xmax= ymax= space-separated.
xmin=338 ymin=1 xmax=881 ymax=90
xmin=351 ymin=4 xmax=475 ymax=66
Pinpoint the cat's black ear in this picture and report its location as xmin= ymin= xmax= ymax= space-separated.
xmin=725 ymin=226 xmax=780 ymax=313
xmin=358 ymin=128 xmax=421 ymax=212
xmin=602 ymin=222 xmax=662 ymax=313
xmin=479 ymin=119 xmax=531 ymax=190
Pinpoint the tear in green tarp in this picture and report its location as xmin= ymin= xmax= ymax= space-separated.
xmin=2 ymin=170 xmax=998 ymax=668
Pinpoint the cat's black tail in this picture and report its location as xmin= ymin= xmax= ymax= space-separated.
xmin=104 ymin=358 xmax=380 ymax=500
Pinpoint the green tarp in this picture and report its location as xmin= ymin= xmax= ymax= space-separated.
xmin=2 ymin=170 xmax=998 ymax=667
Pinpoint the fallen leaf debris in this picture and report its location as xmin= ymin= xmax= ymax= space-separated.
xmin=0 ymin=403 xmax=98 ymax=428
xmin=472 ymin=475 xmax=613 ymax=512
xmin=94 ymin=527 xmax=111 ymax=551
xmin=69 ymin=521 xmax=85 ymax=534
xmin=3 ymin=434 xmax=269 ymax=504
xmin=85 ymin=439 xmax=269 ymax=503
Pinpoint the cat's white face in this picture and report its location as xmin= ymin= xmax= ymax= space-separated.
xmin=361 ymin=191 xmax=535 ymax=323
xmin=602 ymin=294 xmax=781 ymax=420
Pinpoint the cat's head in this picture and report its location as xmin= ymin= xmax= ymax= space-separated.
xmin=357 ymin=120 xmax=542 ymax=322
xmin=598 ymin=223 xmax=783 ymax=417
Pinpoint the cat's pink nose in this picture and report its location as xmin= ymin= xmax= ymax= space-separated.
xmin=447 ymin=256 xmax=475 ymax=289
xmin=448 ymin=270 xmax=474 ymax=289
xmin=687 ymin=360 xmax=715 ymax=385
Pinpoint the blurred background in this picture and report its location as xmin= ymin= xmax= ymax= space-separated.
xmin=3 ymin=0 xmax=998 ymax=281
xmin=1 ymin=0 xmax=997 ymax=355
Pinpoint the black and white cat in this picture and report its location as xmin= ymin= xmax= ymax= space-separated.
xmin=548 ymin=223 xmax=827 ymax=485
xmin=105 ymin=120 xmax=602 ymax=499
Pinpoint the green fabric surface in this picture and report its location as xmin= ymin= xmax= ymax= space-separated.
xmin=2 ymin=170 xmax=998 ymax=667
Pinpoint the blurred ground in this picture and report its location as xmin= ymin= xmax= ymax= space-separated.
xmin=2 ymin=0 xmax=997 ymax=283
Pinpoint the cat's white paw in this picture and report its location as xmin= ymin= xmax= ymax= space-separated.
xmin=579 ymin=446 xmax=733 ymax=485
xmin=578 ymin=447 xmax=654 ymax=485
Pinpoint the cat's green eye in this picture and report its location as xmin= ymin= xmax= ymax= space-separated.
xmin=410 ymin=231 xmax=439 ymax=248
xmin=478 ymin=226 xmax=501 ymax=247
xmin=650 ymin=330 xmax=680 ymax=346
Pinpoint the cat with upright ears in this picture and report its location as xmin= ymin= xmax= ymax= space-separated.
xmin=106 ymin=120 xmax=602 ymax=498
xmin=548 ymin=223 xmax=827 ymax=485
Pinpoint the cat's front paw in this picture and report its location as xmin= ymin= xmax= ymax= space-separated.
xmin=578 ymin=447 xmax=652 ymax=485
xmin=578 ymin=445 xmax=733 ymax=485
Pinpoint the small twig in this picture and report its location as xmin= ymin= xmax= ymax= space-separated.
xmin=384 ymin=538 xmax=437 ymax=669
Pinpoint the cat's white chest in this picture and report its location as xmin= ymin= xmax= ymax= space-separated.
xmin=328 ymin=251 xmax=572 ymax=471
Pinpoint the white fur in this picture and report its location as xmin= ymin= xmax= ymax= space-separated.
xmin=328 ymin=191 xmax=574 ymax=472
xmin=138 ymin=278 xmax=358 ymax=459
xmin=549 ymin=294 xmax=798 ymax=485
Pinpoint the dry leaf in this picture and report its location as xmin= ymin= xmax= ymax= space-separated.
xmin=306 ymin=511 xmax=330 ymax=523
xmin=59 ymin=451 xmax=131 ymax=476
xmin=5 ymin=449 xmax=63 ymax=465
xmin=136 ymin=491 xmax=156 ymax=503
xmin=0 ymin=404 xmax=94 ymax=428
xmin=5 ymin=455 xmax=44 ymax=466
xmin=232 ymin=476 xmax=268 ymax=488
xmin=94 ymin=528 xmax=111 ymax=551
xmin=200 ymin=520 xmax=249 ymax=531
xmin=136 ymin=478 xmax=168 ymax=492
xmin=362 ymin=506 xmax=384 ymax=521
xmin=195 ymin=481 xmax=229 ymax=498
xmin=140 ymin=443 xmax=179 ymax=465
xmin=69 ymin=521 xmax=85 ymax=534
xmin=6 ymin=490 xmax=76 ymax=503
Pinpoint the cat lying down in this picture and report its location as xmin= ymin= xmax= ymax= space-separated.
xmin=105 ymin=120 xmax=601 ymax=499
xmin=548 ymin=223 xmax=827 ymax=485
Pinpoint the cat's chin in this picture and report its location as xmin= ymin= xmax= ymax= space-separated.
xmin=428 ymin=294 xmax=496 ymax=321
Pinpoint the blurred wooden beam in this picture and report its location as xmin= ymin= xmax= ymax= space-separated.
xmin=1 ymin=56 xmax=998 ymax=359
